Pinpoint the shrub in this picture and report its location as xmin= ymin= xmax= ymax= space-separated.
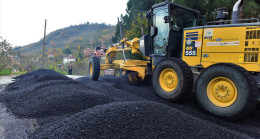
xmin=0 ymin=69 xmax=11 ymax=76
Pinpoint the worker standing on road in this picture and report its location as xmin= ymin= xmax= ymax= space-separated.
xmin=68 ymin=64 xmax=73 ymax=75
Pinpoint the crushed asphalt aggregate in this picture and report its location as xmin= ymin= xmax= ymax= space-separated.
xmin=0 ymin=69 xmax=260 ymax=138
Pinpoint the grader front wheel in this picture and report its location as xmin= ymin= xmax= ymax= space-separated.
xmin=152 ymin=58 xmax=193 ymax=101
xmin=159 ymin=68 xmax=178 ymax=92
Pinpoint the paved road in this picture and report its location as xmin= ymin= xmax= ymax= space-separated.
xmin=0 ymin=76 xmax=16 ymax=86
xmin=67 ymin=75 xmax=84 ymax=79
xmin=0 ymin=75 xmax=83 ymax=86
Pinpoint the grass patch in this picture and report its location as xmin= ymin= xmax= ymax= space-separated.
xmin=0 ymin=69 xmax=27 ymax=76
xmin=0 ymin=69 xmax=11 ymax=76
xmin=12 ymin=71 xmax=27 ymax=75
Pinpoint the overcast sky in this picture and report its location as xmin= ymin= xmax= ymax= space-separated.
xmin=0 ymin=0 xmax=128 ymax=47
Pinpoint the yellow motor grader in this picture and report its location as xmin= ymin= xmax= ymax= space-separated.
xmin=89 ymin=0 xmax=260 ymax=120
xmin=89 ymin=38 xmax=151 ymax=83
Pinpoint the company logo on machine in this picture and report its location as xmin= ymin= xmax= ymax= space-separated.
xmin=186 ymin=38 xmax=192 ymax=45
xmin=204 ymin=29 xmax=213 ymax=39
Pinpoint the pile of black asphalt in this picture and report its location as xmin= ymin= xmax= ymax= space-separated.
xmin=0 ymin=69 xmax=260 ymax=138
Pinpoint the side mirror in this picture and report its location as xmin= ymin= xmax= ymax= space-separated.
xmin=164 ymin=16 xmax=170 ymax=23
xmin=151 ymin=26 xmax=158 ymax=37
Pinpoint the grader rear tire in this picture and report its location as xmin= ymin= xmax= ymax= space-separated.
xmin=89 ymin=57 xmax=100 ymax=81
xmin=196 ymin=64 xmax=259 ymax=120
xmin=152 ymin=58 xmax=193 ymax=101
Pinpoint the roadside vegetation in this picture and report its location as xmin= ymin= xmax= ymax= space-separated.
xmin=0 ymin=37 xmax=14 ymax=76
xmin=0 ymin=69 xmax=27 ymax=76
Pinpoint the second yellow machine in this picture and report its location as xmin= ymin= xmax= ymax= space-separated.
xmin=89 ymin=0 xmax=260 ymax=120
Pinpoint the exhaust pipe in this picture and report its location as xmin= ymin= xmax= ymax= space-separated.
xmin=232 ymin=0 xmax=243 ymax=24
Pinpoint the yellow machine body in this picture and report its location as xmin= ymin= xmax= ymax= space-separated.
xmin=100 ymin=38 xmax=150 ymax=80
xmin=182 ymin=25 xmax=260 ymax=72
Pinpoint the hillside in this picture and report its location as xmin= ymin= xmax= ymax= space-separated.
xmin=14 ymin=23 xmax=115 ymax=54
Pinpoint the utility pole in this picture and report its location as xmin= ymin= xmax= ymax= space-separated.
xmin=42 ymin=19 xmax=47 ymax=69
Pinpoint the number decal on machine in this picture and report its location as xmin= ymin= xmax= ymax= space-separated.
xmin=185 ymin=50 xmax=196 ymax=56
xmin=185 ymin=39 xmax=197 ymax=56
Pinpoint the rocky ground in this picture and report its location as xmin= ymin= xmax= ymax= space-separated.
xmin=0 ymin=69 xmax=260 ymax=139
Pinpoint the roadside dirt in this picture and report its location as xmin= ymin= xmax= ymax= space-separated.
xmin=0 ymin=70 xmax=260 ymax=138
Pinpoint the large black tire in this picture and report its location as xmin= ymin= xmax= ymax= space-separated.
xmin=89 ymin=57 xmax=100 ymax=81
xmin=196 ymin=63 xmax=259 ymax=120
xmin=152 ymin=58 xmax=193 ymax=101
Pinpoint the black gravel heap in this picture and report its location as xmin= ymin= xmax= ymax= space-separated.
xmin=14 ymin=69 xmax=66 ymax=80
xmin=0 ymin=70 xmax=259 ymax=138
xmin=1 ymin=70 xmax=115 ymax=118
xmin=32 ymin=101 xmax=246 ymax=139
xmin=1 ymin=80 xmax=115 ymax=118
xmin=5 ymin=69 xmax=71 ymax=92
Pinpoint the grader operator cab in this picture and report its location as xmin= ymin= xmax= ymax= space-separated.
xmin=89 ymin=0 xmax=260 ymax=120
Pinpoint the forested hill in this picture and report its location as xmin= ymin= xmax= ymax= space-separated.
xmin=15 ymin=23 xmax=115 ymax=54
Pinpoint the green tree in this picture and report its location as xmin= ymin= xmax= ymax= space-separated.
xmin=0 ymin=36 xmax=13 ymax=71
xmin=125 ymin=13 xmax=148 ymax=40
xmin=112 ymin=18 xmax=121 ymax=43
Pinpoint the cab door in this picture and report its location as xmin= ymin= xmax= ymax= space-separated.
xmin=152 ymin=5 xmax=170 ymax=56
